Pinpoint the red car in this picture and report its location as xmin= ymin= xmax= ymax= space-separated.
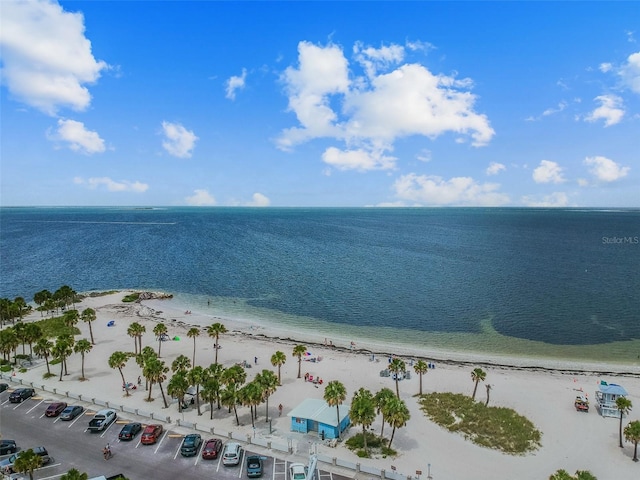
xmin=141 ymin=424 xmax=163 ymax=445
xmin=45 ymin=402 xmax=67 ymax=417
xmin=202 ymin=438 xmax=223 ymax=460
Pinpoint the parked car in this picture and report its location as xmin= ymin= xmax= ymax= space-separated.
xmin=45 ymin=402 xmax=67 ymax=417
xmin=289 ymin=463 xmax=307 ymax=480
xmin=246 ymin=455 xmax=264 ymax=478
xmin=87 ymin=409 xmax=117 ymax=432
xmin=201 ymin=438 xmax=222 ymax=460
xmin=60 ymin=405 xmax=84 ymax=421
xmin=141 ymin=424 xmax=163 ymax=445
xmin=0 ymin=447 xmax=50 ymax=473
xmin=222 ymin=442 xmax=243 ymax=466
xmin=118 ymin=422 xmax=142 ymax=441
xmin=0 ymin=440 xmax=17 ymax=455
xmin=0 ymin=383 xmax=8 ymax=393
xmin=180 ymin=434 xmax=202 ymax=457
xmin=8 ymin=388 xmax=35 ymax=403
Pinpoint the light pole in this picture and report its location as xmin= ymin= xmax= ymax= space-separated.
xmin=427 ymin=463 xmax=432 ymax=480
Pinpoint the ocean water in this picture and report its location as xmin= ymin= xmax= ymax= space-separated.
xmin=1 ymin=207 xmax=639 ymax=364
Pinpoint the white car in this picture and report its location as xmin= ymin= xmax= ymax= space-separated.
xmin=289 ymin=463 xmax=307 ymax=480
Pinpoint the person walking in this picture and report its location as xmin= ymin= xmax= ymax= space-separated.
xmin=278 ymin=404 xmax=283 ymax=416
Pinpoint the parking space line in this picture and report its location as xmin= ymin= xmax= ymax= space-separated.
xmin=67 ymin=413 xmax=85 ymax=429
xmin=23 ymin=399 xmax=44 ymax=413
xmin=154 ymin=430 xmax=170 ymax=453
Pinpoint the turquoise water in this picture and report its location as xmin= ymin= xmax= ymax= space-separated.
xmin=1 ymin=207 xmax=639 ymax=364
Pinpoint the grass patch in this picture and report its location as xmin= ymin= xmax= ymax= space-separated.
xmin=122 ymin=292 xmax=140 ymax=303
xmin=345 ymin=431 xmax=396 ymax=458
xmin=34 ymin=316 xmax=80 ymax=338
xmin=419 ymin=392 xmax=541 ymax=455
xmin=0 ymin=365 xmax=12 ymax=373
xmin=43 ymin=372 xmax=56 ymax=379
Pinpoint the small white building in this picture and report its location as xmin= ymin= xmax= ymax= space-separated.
xmin=595 ymin=382 xmax=628 ymax=418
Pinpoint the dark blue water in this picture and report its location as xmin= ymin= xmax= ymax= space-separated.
xmin=1 ymin=207 xmax=639 ymax=354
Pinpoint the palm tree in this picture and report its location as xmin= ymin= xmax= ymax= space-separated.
xmin=471 ymin=367 xmax=487 ymax=401
xmin=239 ymin=381 xmax=263 ymax=427
xmin=33 ymin=290 xmax=52 ymax=317
xmin=0 ymin=328 xmax=18 ymax=362
xmin=61 ymin=468 xmax=89 ymax=480
xmin=413 ymin=360 xmax=428 ymax=396
xmin=73 ymin=338 xmax=93 ymax=380
xmin=324 ymin=380 xmax=347 ymax=438
xmin=53 ymin=337 xmax=72 ymax=381
xmin=388 ymin=357 xmax=406 ymax=398
xmin=153 ymin=323 xmax=168 ymax=356
xmin=256 ymin=369 xmax=279 ymax=422
xmin=63 ymin=309 xmax=79 ymax=329
xmin=616 ymin=396 xmax=633 ymax=448
xmin=292 ymin=344 xmax=307 ymax=379
xmin=131 ymin=322 xmax=146 ymax=353
xmin=187 ymin=327 xmax=200 ymax=366
xmin=349 ymin=387 xmax=376 ymax=454
xmin=108 ymin=351 xmax=132 ymax=395
xmin=201 ymin=363 xmax=224 ymax=417
xmin=58 ymin=333 xmax=75 ymax=376
xmin=385 ymin=396 xmax=410 ymax=449
xmin=171 ymin=354 xmax=191 ymax=374
xmin=24 ymin=323 xmax=42 ymax=356
xmin=81 ymin=308 xmax=97 ymax=344
xmin=221 ymin=382 xmax=242 ymax=426
xmin=136 ymin=346 xmax=157 ymax=390
xmin=206 ymin=322 xmax=227 ymax=364
xmin=624 ymin=420 xmax=640 ymax=462
xmin=374 ymin=387 xmax=395 ymax=438
xmin=485 ymin=384 xmax=492 ymax=407
xmin=144 ymin=357 xmax=169 ymax=407
xmin=187 ymin=366 xmax=205 ymax=415
xmin=270 ymin=350 xmax=286 ymax=385
xmin=167 ymin=371 xmax=189 ymax=412
xmin=12 ymin=448 xmax=43 ymax=480
xmin=34 ymin=338 xmax=53 ymax=375
xmin=127 ymin=323 xmax=140 ymax=354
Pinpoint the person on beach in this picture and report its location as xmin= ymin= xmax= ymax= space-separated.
xmin=254 ymin=356 xmax=258 ymax=364
xmin=278 ymin=404 xmax=283 ymax=416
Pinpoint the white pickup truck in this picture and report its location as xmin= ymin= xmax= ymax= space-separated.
xmin=87 ymin=409 xmax=117 ymax=432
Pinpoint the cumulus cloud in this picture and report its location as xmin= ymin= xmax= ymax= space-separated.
xmin=185 ymin=189 xmax=216 ymax=206
xmin=322 ymin=147 xmax=397 ymax=171
xmin=584 ymin=155 xmax=630 ymax=182
xmin=245 ymin=192 xmax=271 ymax=207
xmin=0 ymin=0 xmax=108 ymax=115
xmin=533 ymin=160 xmax=565 ymax=184
xmin=393 ymin=173 xmax=509 ymax=206
xmin=486 ymin=162 xmax=506 ymax=176
xmin=278 ymin=41 xmax=494 ymax=171
xmin=225 ymin=68 xmax=247 ymax=100
xmin=522 ymin=192 xmax=570 ymax=207
xmin=585 ymin=94 xmax=624 ymax=126
xmin=618 ymin=51 xmax=640 ymax=94
xmin=74 ymin=176 xmax=148 ymax=192
xmin=161 ymin=121 xmax=198 ymax=158
xmin=48 ymin=118 xmax=105 ymax=154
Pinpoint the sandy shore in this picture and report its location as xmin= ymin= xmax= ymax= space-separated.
xmin=8 ymin=292 xmax=640 ymax=480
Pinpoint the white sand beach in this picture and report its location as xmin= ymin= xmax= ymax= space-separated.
xmin=6 ymin=292 xmax=640 ymax=480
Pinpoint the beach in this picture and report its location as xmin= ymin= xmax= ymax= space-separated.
xmin=6 ymin=292 xmax=640 ymax=480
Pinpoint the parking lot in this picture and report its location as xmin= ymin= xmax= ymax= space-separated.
xmin=0 ymin=387 xmax=347 ymax=480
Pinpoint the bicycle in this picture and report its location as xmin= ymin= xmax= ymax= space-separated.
xmin=103 ymin=447 xmax=113 ymax=460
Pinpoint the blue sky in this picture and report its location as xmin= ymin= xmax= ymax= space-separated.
xmin=1 ymin=1 xmax=639 ymax=207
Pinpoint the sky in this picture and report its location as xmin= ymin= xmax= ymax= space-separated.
xmin=1 ymin=1 xmax=639 ymax=208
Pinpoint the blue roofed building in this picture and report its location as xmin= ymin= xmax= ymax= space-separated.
xmin=595 ymin=381 xmax=628 ymax=418
xmin=287 ymin=398 xmax=350 ymax=440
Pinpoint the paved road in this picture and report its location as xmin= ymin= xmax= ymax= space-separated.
xmin=0 ymin=388 xmax=349 ymax=480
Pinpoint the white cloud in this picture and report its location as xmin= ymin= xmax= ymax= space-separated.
xmin=278 ymin=41 xmax=494 ymax=171
xmin=0 ymin=0 xmax=108 ymax=115
xmin=416 ymin=149 xmax=432 ymax=163
xmin=161 ymin=121 xmax=198 ymax=158
xmin=225 ymin=68 xmax=247 ymax=100
xmin=185 ymin=189 xmax=216 ymax=206
xmin=522 ymin=192 xmax=570 ymax=207
xmin=577 ymin=178 xmax=589 ymax=187
xmin=322 ymin=147 xmax=397 ymax=171
xmin=542 ymin=101 xmax=567 ymax=116
xmin=393 ymin=173 xmax=509 ymax=206
xmin=585 ymin=94 xmax=624 ymax=126
xmin=245 ymin=193 xmax=271 ymax=207
xmin=599 ymin=63 xmax=613 ymax=73
xmin=584 ymin=155 xmax=630 ymax=182
xmin=618 ymin=51 xmax=640 ymax=94
xmin=49 ymin=118 xmax=105 ymax=154
xmin=486 ymin=162 xmax=506 ymax=176
xmin=74 ymin=176 xmax=148 ymax=192
xmin=533 ymin=160 xmax=565 ymax=184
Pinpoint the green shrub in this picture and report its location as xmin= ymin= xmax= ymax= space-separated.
xmin=0 ymin=365 xmax=12 ymax=372
xmin=122 ymin=292 xmax=140 ymax=303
